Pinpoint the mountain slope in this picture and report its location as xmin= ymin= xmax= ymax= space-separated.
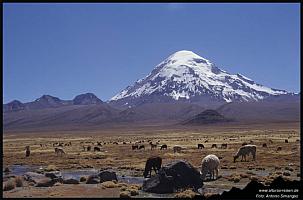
xmin=110 ymin=50 xmax=289 ymax=108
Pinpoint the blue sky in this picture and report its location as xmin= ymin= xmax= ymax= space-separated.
xmin=3 ymin=3 xmax=300 ymax=103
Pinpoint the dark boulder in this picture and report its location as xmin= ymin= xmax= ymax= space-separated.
xmin=142 ymin=160 xmax=203 ymax=193
xmin=98 ymin=170 xmax=118 ymax=183
xmin=208 ymin=176 xmax=302 ymax=199
xmin=86 ymin=175 xmax=100 ymax=184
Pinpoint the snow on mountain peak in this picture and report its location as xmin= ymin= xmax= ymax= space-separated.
xmin=110 ymin=50 xmax=288 ymax=104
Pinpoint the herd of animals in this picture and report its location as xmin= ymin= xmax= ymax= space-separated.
xmin=22 ymin=137 xmax=295 ymax=182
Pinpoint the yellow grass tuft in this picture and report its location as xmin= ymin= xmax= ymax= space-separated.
xmin=174 ymin=189 xmax=197 ymax=198
xmin=101 ymin=181 xmax=118 ymax=188
xmin=3 ymin=179 xmax=16 ymax=191
xmin=14 ymin=176 xmax=23 ymax=187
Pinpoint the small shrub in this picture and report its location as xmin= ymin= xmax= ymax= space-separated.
xmin=3 ymin=180 xmax=16 ymax=191
xmin=15 ymin=176 xmax=23 ymax=187
xmin=119 ymin=191 xmax=131 ymax=198
xmin=175 ymin=189 xmax=196 ymax=198
xmin=285 ymin=167 xmax=294 ymax=172
xmin=283 ymin=171 xmax=291 ymax=176
xmin=129 ymin=189 xmax=139 ymax=196
xmin=101 ymin=181 xmax=118 ymax=188
xmin=45 ymin=165 xmax=58 ymax=172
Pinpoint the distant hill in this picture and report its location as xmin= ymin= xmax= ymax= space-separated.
xmin=182 ymin=109 xmax=233 ymax=125
xmin=216 ymin=94 xmax=300 ymax=123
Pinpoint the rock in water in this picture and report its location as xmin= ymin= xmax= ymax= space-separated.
xmin=86 ymin=175 xmax=100 ymax=184
xmin=142 ymin=160 xmax=203 ymax=193
xmin=63 ymin=178 xmax=80 ymax=184
xmin=45 ymin=171 xmax=62 ymax=179
xmin=24 ymin=172 xmax=57 ymax=187
xmin=98 ymin=170 xmax=118 ymax=183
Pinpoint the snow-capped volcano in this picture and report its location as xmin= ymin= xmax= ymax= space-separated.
xmin=110 ymin=50 xmax=289 ymax=107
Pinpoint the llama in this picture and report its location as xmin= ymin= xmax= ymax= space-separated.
xmin=143 ymin=156 xmax=162 ymax=178
xmin=234 ymin=145 xmax=256 ymax=163
xmin=198 ymin=144 xmax=205 ymax=149
xmin=173 ymin=146 xmax=182 ymax=153
xmin=200 ymin=154 xmax=220 ymax=180
xmin=55 ymin=147 xmax=66 ymax=156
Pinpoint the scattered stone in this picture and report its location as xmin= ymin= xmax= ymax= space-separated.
xmin=45 ymin=171 xmax=62 ymax=179
xmin=283 ymin=171 xmax=291 ymax=176
xmin=285 ymin=166 xmax=294 ymax=172
xmin=86 ymin=175 xmax=99 ymax=184
xmin=4 ymin=167 xmax=10 ymax=173
xmin=63 ymin=178 xmax=79 ymax=184
xmin=35 ymin=177 xmax=56 ymax=187
xmin=80 ymin=176 xmax=87 ymax=182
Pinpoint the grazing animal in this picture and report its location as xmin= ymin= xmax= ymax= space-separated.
xmin=277 ymin=147 xmax=282 ymax=151
xmin=143 ymin=156 xmax=162 ymax=178
xmin=25 ymin=146 xmax=30 ymax=157
xmin=285 ymin=139 xmax=288 ymax=143
xmin=150 ymin=144 xmax=157 ymax=150
xmin=55 ymin=147 xmax=66 ymax=156
xmin=221 ymin=143 xmax=227 ymax=149
xmin=87 ymin=146 xmax=91 ymax=151
xmin=160 ymin=144 xmax=167 ymax=150
xmin=198 ymin=144 xmax=205 ymax=149
xmin=242 ymin=142 xmax=248 ymax=146
xmin=211 ymin=144 xmax=217 ymax=148
xmin=173 ymin=146 xmax=182 ymax=153
xmin=234 ymin=145 xmax=257 ymax=163
xmin=262 ymin=143 xmax=267 ymax=148
xmin=94 ymin=147 xmax=101 ymax=152
xmin=139 ymin=145 xmax=145 ymax=150
xmin=132 ymin=145 xmax=138 ymax=150
xmin=40 ymin=144 xmax=43 ymax=147
xmin=201 ymin=154 xmax=220 ymax=180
